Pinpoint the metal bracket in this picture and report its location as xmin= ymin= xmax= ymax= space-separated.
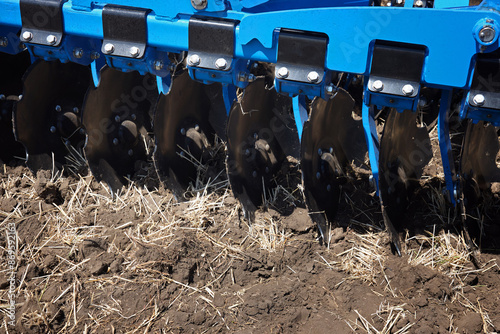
xmin=276 ymin=29 xmax=327 ymax=84
xmin=188 ymin=17 xmax=236 ymax=71
xmin=468 ymin=54 xmax=500 ymax=110
xmin=102 ymin=5 xmax=149 ymax=59
xmin=368 ymin=43 xmax=425 ymax=98
xmin=20 ymin=0 xmax=64 ymax=47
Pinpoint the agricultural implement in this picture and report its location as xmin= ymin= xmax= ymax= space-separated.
xmin=1 ymin=0 xmax=499 ymax=253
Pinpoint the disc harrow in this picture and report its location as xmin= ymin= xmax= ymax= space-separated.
xmin=1 ymin=0 xmax=500 ymax=252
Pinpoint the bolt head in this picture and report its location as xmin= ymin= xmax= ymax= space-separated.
xmin=0 ymin=94 xmax=5 ymax=101
xmin=55 ymin=105 xmax=62 ymax=112
xmin=130 ymin=46 xmax=140 ymax=58
xmin=104 ymin=43 xmax=115 ymax=54
xmin=91 ymin=51 xmax=100 ymax=60
xmin=479 ymin=26 xmax=496 ymax=44
xmin=402 ymin=84 xmax=414 ymax=96
xmin=112 ymin=138 xmax=119 ymax=145
xmin=154 ymin=60 xmax=163 ymax=71
xmin=277 ymin=67 xmax=289 ymax=79
xmin=372 ymin=80 xmax=384 ymax=92
xmin=307 ymin=71 xmax=320 ymax=83
xmin=316 ymin=172 xmax=321 ymax=180
xmin=73 ymin=107 xmax=79 ymax=114
xmin=0 ymin=37 xmax=8 ymax=47
xmin=114 ymin=115 xmax=121 ymax=123
xmin=50 ymin=126 xmax=57 ymax=134
xmin=191 ymin=0 xmax=207 ymax=9
xmin=188 ymin=54 xmax=201 ymax=66
xmin=128 ymin=149 xmax=134 ymax=156
xmin=327 ymin=185 xmax=331 ymax=192
xmin=215 ymin=58 xmax=227 ymax=70
xmin=180 ymin=128 xmax=186 ymax=135
xmin=252 ymin=171 xmax=258 ymax=178
xmin=73 ymin=48 xmax=83 ymax=59
xmin=131 ymin=114 xmax=137 ymax=121
xmin=46 ymin=34 xmax=57 ymax=45
xmin=472 ymin=94 xmax=485 ymax=106
xmin=22 ymin=31 xmax=33 ymax=41
xmin=194 ymin=124 xmax=200 ymax=131
xmin=414 ymin=0 xmax=424 ymax=7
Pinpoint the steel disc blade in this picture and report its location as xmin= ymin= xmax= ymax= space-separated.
xmin=14 ymin=60 xmax=90 ymax=171
xmin=460 ymin=121 xmax=500 ymax=207
xmin=82 ymin=66 xmax=157 ymax=191
xmin=301 ymin=88 xmax=363 ymax=241
xmin=0 ymin=51 xmax=31 ymax=162
xmin=154 ymin=70 xmax=225 ymax=194
xmin=378 ymin=109 xmax=434 ymax=252
xmin=227 ymin=78 xmax=297 ymax=221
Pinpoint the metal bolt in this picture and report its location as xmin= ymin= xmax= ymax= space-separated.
xmin=277 ymin=67 xmax=289 ymax=79
xmin=472 ymin=94 xmax=485 ymax=106
xmin=131 ymin=114 xmax=137 ymax=121
xmin=130 ymin=46 xmax=140 ymax=58
xmin=0 ymin=37 xmax=7 ymax=47
xmin=91 ymin=51 xmax=100 ymax=60
xmin=55 ymin=105 xmax=62 ymax=112
xmin=188 ymin=54 xmax=201 ymax=66
xmin=265 ymin=167 xmax=270 ymax=173
xmin=329 ymin=147 xmax=333 ymax=154
xmin=195 ymin=124 xmax=200 ymax=131
xmin=327 ymin=185 xmax=331 ymax=192
xmin=114 ymin=115 xmax=121 ymax=123
xmin=46 ymin=34 xmax=57 ymax=45
xmin=0 ymin=94 xmax=5 ymax=101
xmin=128 ymin=149 xmax=134 ymax=156
xmin=113 ymin=138 xmax=119 ymax=145
xmin=318 ymin=149 xmax=323 ymax=156
xmin=73 ymin=48 xmax=83 ymax=59
xmin=104 ymin=43 xmax=115 ymax=54
xmin=22 ymin=31 xmax=33 ymax=41
xmin=402 ymin=84 xmax=414 ymax=96
xmin=316 ymin=172 xmax=321 ymax=180
xmin=414 ymin=0 xmax=424 ymax=7
xmin=372 ymin=80 xmax=384 ymax=92
xmin=252 ymin=171 xmax=258 ymax=178
xmin=191 ymin=0 xmax=207 ymax=9
xmin=265 ymin=143 xmax=270 ymax=151
xmin=307 ymin=71 xmax=320 ymax=83
xmin=73 ymin=107 xmax=79 ymax=114
xmin=180 ymin=151 xmax=185 ymax=157
xmin=245 ymin=149 xmax=250 ymax=156
xmin=79 ymin=128 xmax=85 ymax=135
xmin=326 ymin=84 xmax=336 ymax=95
xmin=479 ymin=26 xmax=496 ymax=44
xmin=215 ymin=58 xmax=227 ymax=70
xmin=50 ymin=126 xmax=56 ymax=133
xmin=180 ymin=128 xmax=186 ymax=135
xmin=154 ymin=60 xmax=163 ymax=71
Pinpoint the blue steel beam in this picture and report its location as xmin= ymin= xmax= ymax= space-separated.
xmin=1 ymin=1 xmax=499 ymax=90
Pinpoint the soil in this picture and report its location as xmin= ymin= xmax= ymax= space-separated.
xmin=0 ymin=160 xmax=499 ymax=334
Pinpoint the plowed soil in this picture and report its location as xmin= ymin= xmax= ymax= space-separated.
xmin=1 ymin=160 xmax=499 ymax=334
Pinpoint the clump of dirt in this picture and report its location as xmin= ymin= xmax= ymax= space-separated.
xmin=0 ymin=164 xmax=499 ymax=334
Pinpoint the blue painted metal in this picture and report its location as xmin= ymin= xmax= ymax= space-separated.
xmin=362 ymin=103 xmax=380 ymax=194
xmin=292 ymin=95 xmax=308 ymax=141
xmin=2 ymin=1 xmax=499 ymax=90
xmin=437 ymin=89 xmax=457 ymax=205
xmin=2 ymin=0 xmax=500 ymax=206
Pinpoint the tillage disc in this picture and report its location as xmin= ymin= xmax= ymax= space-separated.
xmin=14 ymin=60 xmax=90 ymax=171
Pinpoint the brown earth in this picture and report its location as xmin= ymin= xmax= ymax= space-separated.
xmin=0 ymin=160 xmax=499 ymax=334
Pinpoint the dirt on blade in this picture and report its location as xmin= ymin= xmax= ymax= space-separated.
xmin=0 ymin=158 xmax=499 ymax=334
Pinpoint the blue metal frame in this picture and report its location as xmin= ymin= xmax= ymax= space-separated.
xmin=2 ymin=0 xmax=500 ymax=208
